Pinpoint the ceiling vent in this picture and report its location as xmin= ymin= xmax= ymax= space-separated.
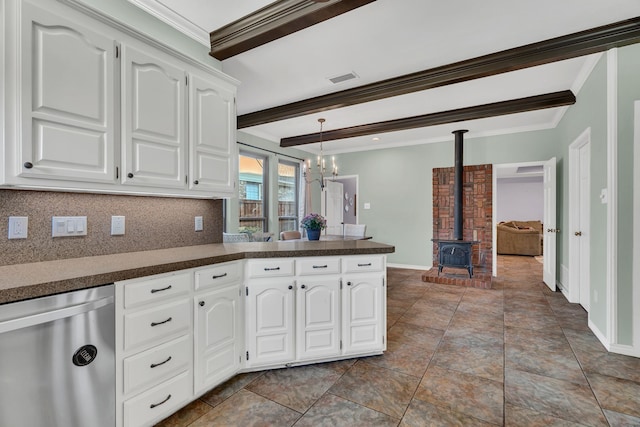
xmin=328 ymin=72 xmax=358 ymax=84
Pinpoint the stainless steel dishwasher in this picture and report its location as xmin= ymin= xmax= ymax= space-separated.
xmin=0 ymin=284 xmax=115 ymax=427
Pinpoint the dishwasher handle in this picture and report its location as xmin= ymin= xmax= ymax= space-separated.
xmin=0 ymin=295 xmax=114 ymax=334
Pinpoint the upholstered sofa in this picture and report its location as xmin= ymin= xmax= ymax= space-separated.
xmin=497 ymin=220 xmax=543 ymax=256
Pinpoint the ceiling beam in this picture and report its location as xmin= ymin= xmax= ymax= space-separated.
xmin=209 ymin=0 xmax=376 ymax=60
xmin=279 ymin=90 xmax=576 ymax=147
xmin=241 ymin=16 xmax=640 ymax=129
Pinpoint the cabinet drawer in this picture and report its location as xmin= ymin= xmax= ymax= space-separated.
xmin=123 ymin=370 xmax=191 ymax=427
xmin=342 ymin=256 xmax=385 ymax=273
xmin=247 ymin=259 xmax=294 ymax=278
xmin=123 ymin=334 xmax=191 ymax=396
xmin=123 ymin=272 xmax=190 ymax=309
xmin=296 ymin=257 xmax=340 ymax=276
xmin=124 ymin=299 xmax=190 ymax=352
xmin=195 ymin=261 xmax=241 ymax=291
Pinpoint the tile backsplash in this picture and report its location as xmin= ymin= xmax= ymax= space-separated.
xmin=0 ymin=190 xmax=223 ymax=266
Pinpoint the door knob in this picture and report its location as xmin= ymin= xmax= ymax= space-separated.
xmin=574 ymin=231 xmax=582 ymax=236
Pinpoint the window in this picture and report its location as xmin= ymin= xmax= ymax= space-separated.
xmin=278 ymin=160 xmax=299 ymax=233
xmin=239 ymin=153 xmax=267 ymax=232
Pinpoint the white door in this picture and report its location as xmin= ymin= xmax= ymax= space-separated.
xmin=342 ymin=275 xmax=384 ymax=355
xmin=122 ymin=45 xmax=186 ymax=189
xmin=322 ymin=180 xmax=343 ymax=235
xmin=296 ymin=278 xmax=341 ymax=361
xmin=188 ymin=73 xmax=236 ymax=194
xmin=246 ymin=279 xmax=295 ymax=367
xmin=543 ymin=157 xmax=558 ymax=291
xmin=194 ymin=284 xmax=241 ymax=393
xmin=19 ymin=2 xmax=116 ymax=183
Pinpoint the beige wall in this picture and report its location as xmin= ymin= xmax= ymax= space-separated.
xmin=0 ymin=190 xmax=223 ymax=266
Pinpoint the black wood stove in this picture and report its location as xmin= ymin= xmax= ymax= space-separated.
xmin=432 ymin=129 xmax=479 ymax=278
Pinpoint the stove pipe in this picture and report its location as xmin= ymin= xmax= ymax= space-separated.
xmin=453 ymin=129 xmax=468 ymax=240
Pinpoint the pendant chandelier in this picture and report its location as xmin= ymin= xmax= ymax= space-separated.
xmin=303 ymin=118 xmax=337 ymax=190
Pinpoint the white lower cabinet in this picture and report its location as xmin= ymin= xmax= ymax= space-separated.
xmin=245 ymin=278 xmax=296 ymax=368
xmin=342 ymin=274 xmax=385 ymax=355
xmin=245 ymin=255 xmax=386 ymax=369
xmin=297 ymin=277 xmax=341 ymax=361
xmin=194 ymin=282 xmax=242 ymax=393
xmin=115 ymin=271 xmax=193 ymax=427
xmin=115 ymin=255 xmax=386 ymax=426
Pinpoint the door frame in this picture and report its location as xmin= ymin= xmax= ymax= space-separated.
xmin=568 ymin=128 xmax=591 ymax=306
xmin=492 ymin=160 xmax=551 ymax=278
xmin=332 ymin=175 xmax=359 ymax=225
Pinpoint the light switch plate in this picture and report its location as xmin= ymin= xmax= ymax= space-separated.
xmin=195 ymin=216 xmax=203 ymax=232
xmin=52 ymin=216 xmax=87 ymax=237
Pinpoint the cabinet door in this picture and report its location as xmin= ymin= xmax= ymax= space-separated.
xmin=296 ymin=277 xmax=341 ymax=361
xmin=246 ymin=279 xmax=295 ymax=367
xmin=122 ymin=45 xmax=186 ymax=189
xmin=18 ymin=2 xmax=116 ymax=183
xmin=188 ymin=73 xmax=236 ymax=194
xmin=194 ymin=284 xmax=242 ymax=393
xmin=342 ymin=274 xmax=385 ymax=355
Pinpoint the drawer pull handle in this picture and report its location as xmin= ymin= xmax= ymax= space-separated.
xmin=150 ymin=394 xmax=171 ymax=409
xmin=264 ymin=267 xmax=280 ymax=271
xmin=150 ymin=285 xmax=172 ymax=294
xmin=212 ymin=273 xmax=228 ymax=279
xmin=150 ymin=356 xmax=172 ymax=369
xmin=312 ymin=265 xmax=328 ymax=269
xmin=357 ymin=263 xmax=372 ymax=267
xmin=150 ymin=317 xmax=172 ymax=327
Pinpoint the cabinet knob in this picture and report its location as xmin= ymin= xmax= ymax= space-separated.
xmin=23 ymin=162 xmax=33 ymax=169
xmin=347 ymin=281 xmax=352 ymax=286
xmin=127 ymin=173 xmax=134 ymax=178
xmin=194 ymin=180 xmax=199 ymax=185
xmin=288 ymin=285 xmax=293 ymax=290
xmin=301 ymin=284 xmax=306 ymax=289
xmin=199 ymin=301 xmax=205 ymax=307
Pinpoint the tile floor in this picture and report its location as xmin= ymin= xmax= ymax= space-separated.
xmin=157 ymin=256 xmax=640 ymax=426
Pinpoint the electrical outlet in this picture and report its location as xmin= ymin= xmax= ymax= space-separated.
xmin=8 ymin=217 xmax=28 ymax=239
xmin=195 ymin=216 xmax=203 ymax=232
xmin=111 ymin=216 xmax=125 ymax=235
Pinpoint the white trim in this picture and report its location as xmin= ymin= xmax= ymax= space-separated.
xmin=633 ymin=100 xmax=640 ymax=351
xmin=609 ymin=343 xmax=640 ymax=358
xmin=126 ymin=0 xmax=210 ymax=47
xmin=387 ymin=263 xmax=432 ymax=271
xmin=572 ymin=53 xmax=603 ymax=95
xmin=59 ymin=0 xmax=239 ymax=86
xmin=567 ymin=127 xmax=591 ymax=304
xmin=589 ymin=318 xmax=611 ymax=351
xmin=491 ymin=166 xmax=497 ymax=276
xmin=606 ymin=49 xmax=618 ymax=345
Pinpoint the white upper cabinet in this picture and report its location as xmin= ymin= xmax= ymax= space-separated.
xmin=188 ymin=73 xmax=236 ymax=195
xmin=16 ymin=1 xmax=116 ymax=183
xmin=2 ymin=0 xmax=238 ymax=198
xmin=121 ymin=46 xmax=186 ymax=189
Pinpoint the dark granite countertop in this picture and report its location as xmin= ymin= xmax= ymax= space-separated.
xmin=0 ymin=240 xmax=395 ymax=304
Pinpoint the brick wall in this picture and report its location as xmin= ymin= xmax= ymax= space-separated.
xmin=432 ymin=164 xmax=493 ymax=271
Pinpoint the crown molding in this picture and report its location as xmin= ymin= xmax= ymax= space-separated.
xmin=241 ymin=16 xmax=640 ymax=129
xmin=209 ymin=0 xmax=376 ymax=60
xmin=127 ymin=0 xmax=209 ymax=46
xmin=280 ymin=90 xmax=576 ymax=147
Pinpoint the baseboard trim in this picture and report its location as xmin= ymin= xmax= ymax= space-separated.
xmin=589 ymin=318 xmax=611 ymax=351
xmin=609 ymin=343 xmax=640 ymax=358
xmin=387 ymin=263 xmax=430 ymax=271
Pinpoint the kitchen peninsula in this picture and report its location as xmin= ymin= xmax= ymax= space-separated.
xmin=0 ymin=240 xmax=394 ymax=304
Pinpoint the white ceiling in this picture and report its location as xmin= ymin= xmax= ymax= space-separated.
xmin=129 ymin=0 xmax=640 ymax=156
